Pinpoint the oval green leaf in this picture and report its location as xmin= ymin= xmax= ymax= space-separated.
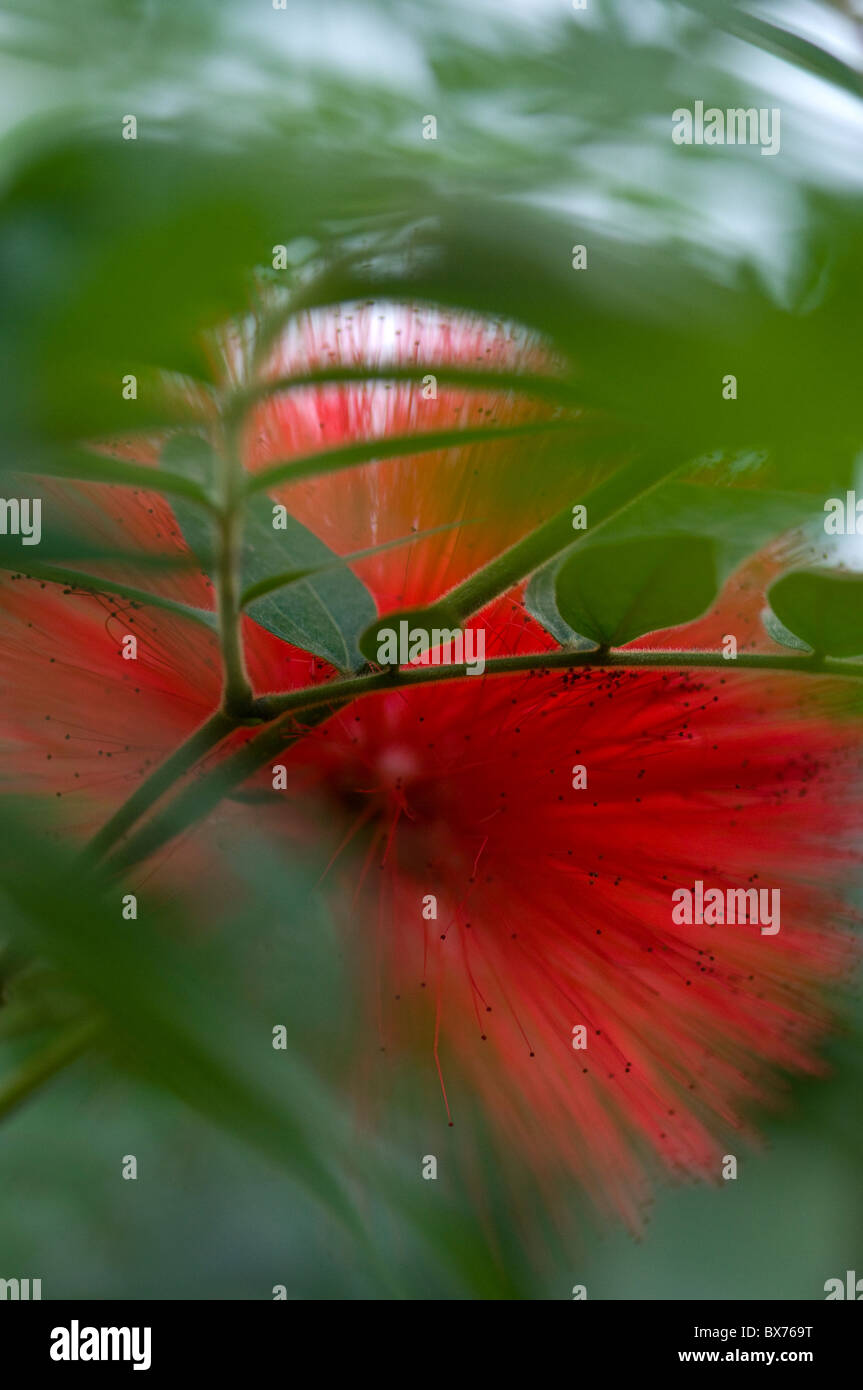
xmin=524 ymin=557 xmax=600 ymax=649
xmin=554 ymin=534 xmax=718 ymax=647
xmin=358 ymin=603 xmax=464 ymax=666
xmin=162 ymin=434 xmax=376 ymax=672
xmin=767 ymin=569 xmax=863 ymax=658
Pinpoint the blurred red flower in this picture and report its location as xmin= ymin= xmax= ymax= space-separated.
xmin=2 ymin=306 xmax=860 ymax=1229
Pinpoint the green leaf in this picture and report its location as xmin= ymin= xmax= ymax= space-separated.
xmin=554 ymin=534 xmax=719 ymax=647
xmin=244 ymin=501 xmax=377 ymax=672
xmin=13 ymin=449 xmax=213 ymax=506
xmin=767 ymin=569 xmax=863 ymax=658
xmin=231 ymin=364 xmax=580 ymax=418
xmin=581 ymin=482 xmax=817 ymax=578
xmin=524 ymin=556 xmax=599 ymax=649
xmin=245 ymin=420 xmax=574 ymax=496
xmin=296 ymin=196 xmax=863 ymax=494
xmin=239 ymin=521 xmax=470 ymax=608
xmin=162 ymin=434 xmax=376 ymax=672
xmin=357 ymin=602 xmax=463 ymax=666
xmin=0 ymin=556 xmax=216 ymax=629
xmin=526 ymin=482 xmax=816 ymax=646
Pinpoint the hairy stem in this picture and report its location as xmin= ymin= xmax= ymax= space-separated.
xmin=108 ymin=704 xmax=340 ymax=872
xmin=0 ymin=1017 xmax=103 ymax=1122
xmin=264 ymin=646 xmax=863 ymax=714
xmin=216 ymin=506 xmax=254 ymax=715
xmin=85 ymin=710 xmax=239 ymax=862
xmin=107 ymin=645 xmax=861 ymax=872
xmin=215 ymin=432 xmax=256 ymax=717
xmin=442 ymin=449 xmax=685 ymax=620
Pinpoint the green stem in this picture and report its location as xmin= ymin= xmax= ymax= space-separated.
xmin=264 ymin=646 xmax=863 ymax=713
xmin=442 ymin=449 xmax=686 ymax=620
xmin=0 ymin=1017 xmax=103 ymax=1122
xmin=216 ymin=508 xmax=254 ymax=714
xmin=85 ymin=710 xmax=238 ymax=862
xmin=214 ymin=434 xmax=256 ymax=716
xmin=106 ymin=644 xmax=862 ymax=872
xmin=108 ymin=703 xmax=340 ymax=872
xmin=81 ymin=427 xmax=264 ymax=860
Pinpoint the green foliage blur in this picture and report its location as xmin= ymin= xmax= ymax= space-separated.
xmin=0 ymin=0 xmax=861 ymax=1298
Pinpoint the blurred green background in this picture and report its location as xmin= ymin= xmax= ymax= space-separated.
xmin=1 ymin=0 xmax=862 ymax=1299
xmin=2 ymin=807 xmax=860 ymax=1300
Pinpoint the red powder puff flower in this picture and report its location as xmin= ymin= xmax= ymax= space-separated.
xmin=1 ymin=306 xmax=860 ymax=1230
